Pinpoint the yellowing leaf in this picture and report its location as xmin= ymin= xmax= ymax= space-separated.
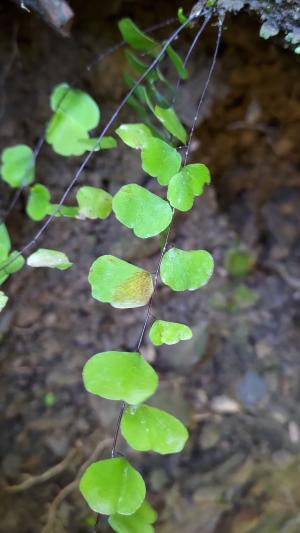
xmin=88 ymin=255 xmax=153 ymax=308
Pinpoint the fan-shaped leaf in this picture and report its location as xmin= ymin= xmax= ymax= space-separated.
xmin=154 ymin=106 xmax=187 ymax=144
xmin=80 ymin=458 xmax=145 ymax=516
xmin=118 ymin=18 xmax=160 ymax=55
xmin=0 ymin=291 xmax=8 ymax=312
xmin=116 ymin=124 xmax=153 ymax=150
xmin=88 ymin=255 xmax=153 ymax=308
xmin=46 ymin=83 xmax=100 ymax=156
xmin=149 ymin=320 xmax=192 ymax=346
xmin=83 ymin=351 xmax=158 ymax=404
xmin=160 ymin=247 xmax=214 ymax=291
xmin=112 ymin=184 xmax=172 ymax=238
xmin=0 ymin=145 xmax=35 ymax=188
xmin=121 ymin=404 xmax=189 ymax=454
xmin=167 ymin=163 xmax=211 ymax=212
xmin=76 ymin=186 xmax=112 ymax=220
xmin=26 ymin=184 xmax=51 ymax=221
xmin=109 ymin=501 xmax=157 ymax=533
xmin=141 ymin=138 xmax=181 ymax=186
xmin=27 ymin=248 xmax=72 ymax=270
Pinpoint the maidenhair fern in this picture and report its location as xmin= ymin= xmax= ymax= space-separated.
xmin=0 ymin=2 xmax=223 ymax=530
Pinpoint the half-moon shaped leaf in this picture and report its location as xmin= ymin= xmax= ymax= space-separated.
xmin=80 ymin=458 xmax=145 ymax=516
xmin=83 ymin=351 xmax=158 ymax=404
xmin=121 ymin=404 xmax=189 ymax=454
xmin=116 ymin=123 xmax=153 ymax=150
xmin=46 ymin=83 xmax=100 ymax=156
xmin=1 ymin=144 xmax=35 ymax=188
xmin=27 ymin=248 xmax=72 ymax=270
xmin=160 ymin=247 xmax=214 ymax=291
xmin=88 ymin=255 xmax=153 ymax=308
xmin=141 ymin=138 xmax=181 ymax=186
xmin=149 ymin=320 xmax=192 ymax=346
xmin=112 ymin=184 xmax=172 ymax=238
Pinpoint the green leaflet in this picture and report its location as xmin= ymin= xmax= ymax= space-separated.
xmin=27 ymin=248 xmax=72 ymax=270
xmin=0 ymin=224 xmax=11 ymax=260
xmin=166 ymin=45 xmax=188 ymax=80
xmin=121 ymin=404 xmax=189 ymax=454
xmin=46 ymin=83 xmax=100 ymax=156
xmin=124 ymin=49 xmax=159 ymax=83
xmin=149 ymin=320 xmax=192 ymax=346
xmin=76 ymin=186 xmax=112 ymax=220
xmin=26 ymin=184 xmax=51 ymax=221
xmin=0 ymin=144 xmax=35 ymax=188
xmin=118 ymin=18 xmax=160 ymax=55
xmin=160 ymin=247 xmax=214 ymax=291
xmin=80 ymin=458 xmax=145 ymax=516
xmin=88 ymin=255 xmax=153 ymax=308
xmin=116 ymin=123 xmax=153 ymax=150
xmin=83 ymin=351 xmax=158 ymax=404
xmin=112 ymin=184 xmax=172 ymax=238
xmin=141 ymin=138 xmax=181 ymax=186
xmin=109 ymin=501 xmax=157 ymax=533
xmin=4 ymin=251 xmax=25 ymax=274
xmin=154 ymin=106 xmax=187 ymax=144
xmin=167 ymin=163 xmax=211 ymax=212
xmin=0 ymin=291 xmax=8 ymax=312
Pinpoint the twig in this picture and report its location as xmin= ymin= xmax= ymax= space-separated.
xmin=42 ymin=438 xmax=111 ymax=533
xmin=4 ymin=448 xmax=77 ymax=494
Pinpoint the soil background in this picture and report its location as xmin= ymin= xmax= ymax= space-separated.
xmin=1 ymin=1 xmax=300 ymax=532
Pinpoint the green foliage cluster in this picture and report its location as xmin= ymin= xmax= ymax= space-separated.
xmin=0 ymin=11 xmax=214 ymax=530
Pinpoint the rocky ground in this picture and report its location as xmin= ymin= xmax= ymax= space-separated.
xmin=0 ymin=1 xmax=300 ymax=532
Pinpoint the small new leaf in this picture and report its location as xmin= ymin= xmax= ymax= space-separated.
xmin=167 ymin=163 xmax=211 ymax=212
xmin=149 ymin=320 xmax=192 ymax=346
xmin=83 ymin=351 xmax=158 ymax=404
xmin=116 ymin=124 xmax=153 ymax=150
xmin=80 ymin=458 xmax=145 ymax=516
xmin=112 ymin=184 xmax=172 ymax=238
xmin=160 ymin=247 xmax=214 ymax=291
xmin=154 ymin=106 xmax=187 ymax=144
xmin=27 ymin=248 xmax=72 ymax=270
xmin=26 ymin=184 xmax=51 ymax=221
xmin=76 ymin=186 xmax=112 ymax=220
xmin=0 ymin=145 xmax=35 ymax=188
xmin=141 ymin=138 xmax=181 ymax=186
xmin=88 ymin=255 xmax=153 ymax=308
xmin=109 ymin=501 xmax=157 ymax=533
xmin=121 ymin=404 xmax=189 ymax=454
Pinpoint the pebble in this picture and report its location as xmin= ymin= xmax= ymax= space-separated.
xmin=211 ymin=395 xmax=241 ymax=414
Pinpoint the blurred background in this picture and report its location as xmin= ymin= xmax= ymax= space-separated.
xmin=0 ymin=0 xmax=300 ymax=531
